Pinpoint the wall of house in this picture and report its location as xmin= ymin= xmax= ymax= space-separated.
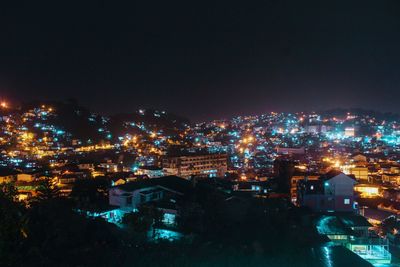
xmin=109 ymin=188 xmax=130 ymax=208
xmin=17 ymin=174 xmax=34 ymax=182
xmin=326 ymin=174 xmax=356 ymax=196
xmin=0 ymin=175 xmax=16 ymax=183
xmin=301 ymin=194 xmax=355 ymax=212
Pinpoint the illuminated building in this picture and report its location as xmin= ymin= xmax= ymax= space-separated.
xmin=316 ymin=214 xmax=391 ymax=265
xmin=17 ymin=173 xmax=34 ymax=182
xmin=77 ymin=162 xmax=95 ymax=170
xmin=382 ymin=189 xmax=400 ymax=202
xmin=276 ymin=147 xmax=305 ymax=155
xmin=109 ymin=176 xmax=191 ymax=209
xmin=352 ymin=154 xmax=367 ymax=164
xmin=304 ymin=124 xmax=332 ymax=134
xmin=107 ymin=176 xmax=189 ymax=228
xmin=163 ymin=153 xmax=227 ymax=178
xmin=382 ymin=173 xmax=400 ymax=185
xmin=290 ymin=174 xmax=319 ymax=203
xmin=354 ymin=184 xmax=380 ymax=198
xmin=297 ymin=171 xmax=357 ymax=212
xmin=0 ymin=168 xmax=19 ymax=183
xmin=136 ymin=166 xmax=164 ymax=178
xmin=344 ymin=127 xmax=356 ymax=137
xmin=349 ymin=167 xmax=369 ymax=182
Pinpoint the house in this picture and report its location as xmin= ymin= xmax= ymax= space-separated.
xmin=316 ymin=214 xmax=391 ymax=265
xmin=0 ymin=168 xmax=19 ymax=183
xmin=290 ymin=173 xmax=319 ymax=203
xmin=17 ymin=173 xmax=34 ymax=182
xmin=77 ymin=161 xmax=95 ymax=170
xmin=107 ymin=176 xmax=192 ymax=227
xmin=361 ymin=207 xmax=393 ymax=225
xmin=108 ymin=171 xmax=140 ymax=186
xmin=276 ymin=146 xmax=305 ymax=155
xmin=232 ymin=181 xmax=267 ymax=193
xmin=382 ymin=188 xmax=400 ymax=202
xmin=109 ymin=175 xmax=192 ymax=211
xmin=382 ymin=173 xmax=400 ymax=185
xmin=58 ymin=174 xmax=80 ymax=185
xmin=111 ymin=177 xmax=126 ymax=186
xmin=297 ymin=171 xmax=357 ymax=212
xmin=349 ymin=167 xmax=369 ymax=182
xmin=162 ymin=153 xmax=227 ymax=178
xmin=137 ymin=166 xmax=164 ymax=178
xmin=98 ymin=162 xmax=119 ymax=173
xmin=352 ymin=154 xmax=367 ymax=164
xmin=316 ymin=215 xmax=353 ymax=244
xmin=354 ymin=184 xmax=380 ymax=198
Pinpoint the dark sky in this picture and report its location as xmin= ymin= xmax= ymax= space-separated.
xmin=1 ymin=0 xmax=400 ymax=121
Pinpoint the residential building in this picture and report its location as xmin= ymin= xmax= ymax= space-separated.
xmin=17 ymin=173 xmax=34 ymax=182
xmin=350 ymin=167 xmax=369 ymax=182
xmin=0 ymin=168 xmax=19 ymax=183
xmin=297 ymin=171 xmax=357 ymax=212
xmin=137 ymin=166 xmax=164 ymax=178
xmin=163 ymin=153 xmax=227 ymax=179
xmin=276 ymin=147 xmax=305 ymax=155
xmin=109 ymin=175 xmax=191 ymax=210
xmin=290 ymin=174 xmax=319 ymax=203
xmin=382 ymin=173 xmax=400 ymax=185
xmin=354 ymin=184 xmax=380 ymax=198
xmin=107 ymin=176 xmax=192 ymax=225
xmin=352 ymin=154 xmax=367 ymax=164
xmin=316 ymin=214 xmax=391 ymax=265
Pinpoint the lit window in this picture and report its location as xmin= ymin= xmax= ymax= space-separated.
xmin=344 ymin=198 xmax=350 ymax=205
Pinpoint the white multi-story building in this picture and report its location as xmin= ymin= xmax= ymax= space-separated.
xmin=163 ymin=153 xmax=227 ymax=179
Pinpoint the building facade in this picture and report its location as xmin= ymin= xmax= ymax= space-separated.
xmin=163 ymin=153 xmax=227 ymax=179
xmin=297 ymin=171 xmax=357 ymax=212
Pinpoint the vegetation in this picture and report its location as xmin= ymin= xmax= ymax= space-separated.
xmin=0 ymin=180 xmax=325 ymax=267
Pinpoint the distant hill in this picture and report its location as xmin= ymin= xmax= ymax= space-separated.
xmin=13 ymin=100 xmax=190 ymax=144
xmin=320 ymin=108 xmax=400 ymax=121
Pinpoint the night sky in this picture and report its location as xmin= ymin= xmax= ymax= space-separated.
xmin=1 ymin=0 xmax=400 ymax=121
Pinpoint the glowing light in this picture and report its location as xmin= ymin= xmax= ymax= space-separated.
xmin=354 ymin=185 xmax=380 ymax=198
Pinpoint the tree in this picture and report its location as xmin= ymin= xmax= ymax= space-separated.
xmin=33 ymin=178 xmax=60 ymax=203
xmin=70 ymin=177 xmax=110 ymax=211
xmin=273 ymin=159 xmax=295 ymax=193
xmin=122 ymin=204 xmax=164 ymax=237
xmin=0 ymin=182 xmax=27 ymax=266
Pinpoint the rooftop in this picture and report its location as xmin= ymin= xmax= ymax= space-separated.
xmin=316 ymin=215 xmax=354 ymax=236
xmin=338 ymin=214 xmax=372 ymax=228
xmin=112 ymin=175 xmax=192 ymax=195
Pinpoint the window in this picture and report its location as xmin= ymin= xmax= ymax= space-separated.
xmin=344 ymin=198 xmax=350 ymax=205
